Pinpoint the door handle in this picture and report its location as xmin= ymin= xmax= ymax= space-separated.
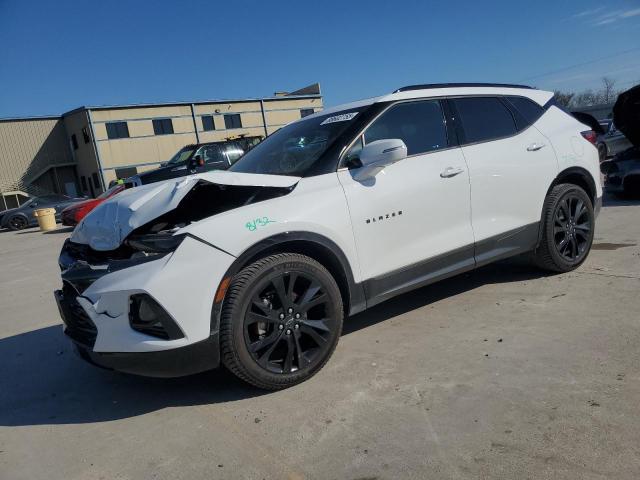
xmin=527 ymin=143 xmax=546 ymax=152
xmin=440 ymin=166 xmax=464 ymax=178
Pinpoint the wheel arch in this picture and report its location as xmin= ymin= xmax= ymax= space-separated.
xmin=536 ymin=167 xmax=598 ymax=246
xmin=549 ymin=166 xmax=597 ymax=205
xmin=211 ymin=232 xmax=365 ymax=332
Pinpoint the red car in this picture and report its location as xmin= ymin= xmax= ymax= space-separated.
xmin=61 ymin=184 xmax=125 ymax=226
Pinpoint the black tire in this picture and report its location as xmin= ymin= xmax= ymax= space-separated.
xmin=8 ymin=215 xmax=27 ymax=231
xmin=220 ymin=253 xmax=343 ymax=390
xmin=623 ymin=175 xmax=640 ymax=199
xmin=597 ymin=143 xmax=607 ymax=162
xmin=533 ymin=183 xmax=595 ymax=272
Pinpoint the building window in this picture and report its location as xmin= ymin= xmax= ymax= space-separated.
xmin=80 ymin=176 xmax=87 ymax=191
xmin=71 ymin=134 xmax=78 ymax=150
xmin=106 ymin=121 xmax=130 ymax=139
xmin=92 ymin=172 xmax=101 ymax=189
xmin=300 ymin=108 xmax=314 ymax=118
xmin=115 ymin=167 xmax=138 ymax=179
xmin=82 ymin=127 xmax=91 ymax=143
xmin=202 ymin=115 xmax=215 ymax=131
xmin=152 ymin=118 xmax=174 ymax=135
xmin=224 ymin=113 xmax=242 ymax=129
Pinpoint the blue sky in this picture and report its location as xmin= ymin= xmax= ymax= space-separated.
xmin=1 ymin=0 xmax=639 ymax=117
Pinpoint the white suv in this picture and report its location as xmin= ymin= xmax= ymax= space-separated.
xmin=55 ymin=83 xmax=602 ymax=389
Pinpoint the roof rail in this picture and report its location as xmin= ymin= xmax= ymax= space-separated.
xmin=393 ymin=83 xmax=533 ymax=93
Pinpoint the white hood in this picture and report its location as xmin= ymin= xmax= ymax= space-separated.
xmin=71 ymin=171 xmax=300 ymax=251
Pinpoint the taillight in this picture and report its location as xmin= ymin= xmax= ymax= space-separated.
xmin=581 ymin=130 xmax=598 ymax=146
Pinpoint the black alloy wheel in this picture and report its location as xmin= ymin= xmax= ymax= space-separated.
xmin=244 ymin=270 xmax=336 ymax=374
xmin=553 ymin=194 xmax=591 ymax=262
xmin=533 ymin=183 xmax=595 ymax=272
xmin=220 ymin=253 xmax=343 ymax=390
xmin=8 ymin=215 xmax=27 ymax=230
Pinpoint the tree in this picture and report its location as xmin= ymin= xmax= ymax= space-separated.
xmin=601 ymin=77 xmax=616 ymax=103
xmin=553 ymin=90 xmax=574 ymax=108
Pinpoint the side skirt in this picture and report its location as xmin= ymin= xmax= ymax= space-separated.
xmin=362 ymin=222 xmax=540 ymax=309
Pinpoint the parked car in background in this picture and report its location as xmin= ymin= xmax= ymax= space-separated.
xmin=0 ymin=194 xmax=85 ymax=230
xmin=597 ymin=120 xmax=632 ymax=161
xmin=125 ymin=136 xmax=262 ymax=187
xmin=61 ymin=184 xmax=126 ymax=226
xmin=601 ymin=84 xmax=640 ymax=196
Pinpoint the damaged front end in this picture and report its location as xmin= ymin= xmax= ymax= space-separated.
xmin=70 ymin=171 xmax=299 ymax=251
xmin=54 ymin=171 xmax=299 ymax=375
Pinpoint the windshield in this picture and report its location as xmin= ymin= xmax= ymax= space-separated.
xmin=229 ymin=109 xmax=361 ymax=176
xmin=97 ymin=185 xmax=122 ymax=199
xmin=167 ymin=146 xmax=196 ymax=165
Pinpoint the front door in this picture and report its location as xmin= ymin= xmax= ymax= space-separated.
xmin=337 ymin=99 xmax=474 ymax=303
xmin=196 ymin=144 xmax=227 ymax=172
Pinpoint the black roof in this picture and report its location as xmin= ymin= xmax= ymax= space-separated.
xmin=393 ymin=83 xmax=533 ymax=93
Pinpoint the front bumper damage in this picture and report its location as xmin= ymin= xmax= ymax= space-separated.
xmin=55 ymin=235 xmax=235 ymax=377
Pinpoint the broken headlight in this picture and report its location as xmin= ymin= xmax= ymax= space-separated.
xmin=126 ymin=233 xmax=186 ymax=254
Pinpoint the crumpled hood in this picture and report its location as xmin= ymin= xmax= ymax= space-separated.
xmin=71 ymin=171 xmax=300 ymax=251
xmin=613 ymin=84 xmax=640 ymax=147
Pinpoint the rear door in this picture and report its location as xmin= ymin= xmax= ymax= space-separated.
xmin=451 ymin=96 xmax=558 ymax=264
xmin=338 ymin=99 xmax=474 ymax=302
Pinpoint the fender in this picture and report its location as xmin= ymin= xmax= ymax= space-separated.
xmin=210 ymin=231 xmax=366 ymax=332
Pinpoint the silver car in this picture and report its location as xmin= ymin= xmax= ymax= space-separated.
xmin=598 ymin=120 xmax=632 ymax=160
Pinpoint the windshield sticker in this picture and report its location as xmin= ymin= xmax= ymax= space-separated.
xmin=320 ymin=112 xmax=358 ymax=125
xmin=246 ymin=217 xmax=276 ymax=231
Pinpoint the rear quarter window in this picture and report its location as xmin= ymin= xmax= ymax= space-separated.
xmin=506 ymin=96 xmax=545 ymax=130
xmin=453 ymin=97 xmax=517 ymax=144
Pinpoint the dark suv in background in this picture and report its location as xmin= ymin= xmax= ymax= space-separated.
xmin=125 ymin=136 xmax=262 ymax=187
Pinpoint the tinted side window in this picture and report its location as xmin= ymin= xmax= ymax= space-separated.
xmin=197 ymin=145 xmax=225 ymax=164
xmin=453 ymin=97 xmax=516 ymax=144
xmin=506 ymin=96 xmax=544 ymax=130
xmin=224 ymin=143 xmax=244 ymax=164
xmin=364 ymin=100 xmax=448 ymax=156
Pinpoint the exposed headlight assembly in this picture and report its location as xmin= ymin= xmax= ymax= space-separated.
xmin=126 ymin=233 xmax=186 ymax=254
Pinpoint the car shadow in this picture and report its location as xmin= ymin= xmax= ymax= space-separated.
xmin=0 ymin=258 xmax=550 ymax=427
xmin=344 ymin=257 xmax=548 ymax=335
xmin=44 ymin=226 xmax=74 ymax=234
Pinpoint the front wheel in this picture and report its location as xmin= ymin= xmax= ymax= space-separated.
xmin=8 ymin=215 xmax=28 ymax=231
xmin=220 ymin=253 xmax=343 ymax=390
xmin=533 ymin=183 xmax=595 ymax=272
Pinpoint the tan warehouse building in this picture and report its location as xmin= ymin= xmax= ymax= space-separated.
xmin=0 ymin=84 xmax=322 ymax=207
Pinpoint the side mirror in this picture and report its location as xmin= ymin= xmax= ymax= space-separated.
xmin=189 ymin=154 xmax=203 ymax=170
xmin=352 ymin=139 xmax=407 ymax=180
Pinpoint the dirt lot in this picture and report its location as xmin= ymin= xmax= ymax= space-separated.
xmin=1 ymin=194 xmax=639 ymax=480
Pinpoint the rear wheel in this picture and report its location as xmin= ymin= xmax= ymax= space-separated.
xmin=597 ymin=143 xmax=607 ymax=162
xmin=220 ymin=253 xmax=343 ymax=390
xmin=623 ymin=175 xmax=640 ymax=198
xmin=533 ymin=184 xmax=594 ymax=272
xmin=8 ymin=215 xmax=27 ymax=231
